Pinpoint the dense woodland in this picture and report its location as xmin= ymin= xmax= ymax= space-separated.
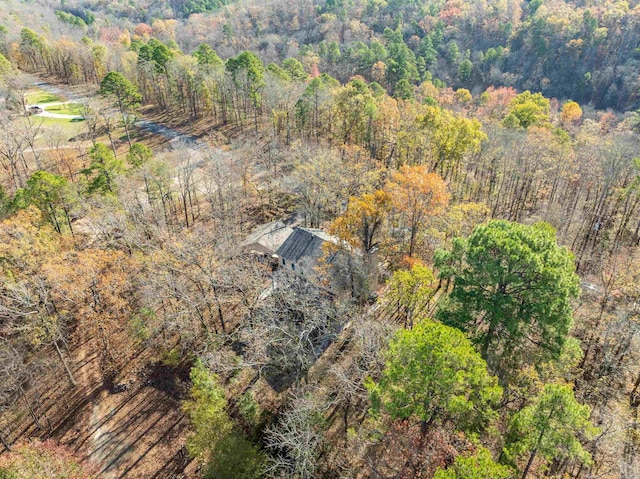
xmin=1 ymin=0 xmax=640 ymax=478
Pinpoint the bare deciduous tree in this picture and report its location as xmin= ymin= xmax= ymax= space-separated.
xmin=264 ymin=386 xmax=329 ymax=479
xmin=239 ymin=267 xmax=348 ymax=390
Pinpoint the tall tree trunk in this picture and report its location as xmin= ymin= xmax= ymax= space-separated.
xmin=0 ymin=432 xmax=10 ymax=452
xmin=20 ymin=388 xmax=42 ymax=430
xmin=53 ymin=339 xmax=77 ymax=387
xmin=521 ymin=448 xmax=537 ymax=479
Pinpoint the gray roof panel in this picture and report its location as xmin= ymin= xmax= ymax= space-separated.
xmin=275 ymin=227 xmax=337 ymax=263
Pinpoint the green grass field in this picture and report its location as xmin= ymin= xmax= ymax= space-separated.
xmin=26 ymin=89 xmax=63 ymax=104
xmin=44 ymin=103 xmax=82 ymax=115
xmin=34 ymin=116 xmax=85 ymax=128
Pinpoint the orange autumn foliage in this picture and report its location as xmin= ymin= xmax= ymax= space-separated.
xmin=386 ymin=165 xmax=450 ymax=258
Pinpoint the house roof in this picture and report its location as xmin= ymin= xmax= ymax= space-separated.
xmin=241 ymin=220 xmax=295 ymax=254
xmin=275 ymin=227 xmax=337 ymax=264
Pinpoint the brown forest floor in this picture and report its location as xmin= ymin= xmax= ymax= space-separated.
xmin=59 ymin=333 xmax=195 ymax=478
xmin=4 ymin=328 xmax=200 ymax=478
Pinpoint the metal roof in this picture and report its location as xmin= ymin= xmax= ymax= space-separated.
xmin=275 ymin=227 xmax=337 ymax=263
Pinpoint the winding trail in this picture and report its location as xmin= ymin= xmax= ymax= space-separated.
xmin=31 ymin=81 xmax=203 ymax=147
xmin=55 ymin=332 xmax=191 ymax=478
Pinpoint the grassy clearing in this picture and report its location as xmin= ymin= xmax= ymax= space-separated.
xmin=26 ymin=89 xmax=63 ymax=104
xmin=41 ymin=121 xmax=85 ymax=148
xmin=36 ymin=116 xmax=84 ymax=126
xmin=44 ymin=102 xmax=82 ymax=115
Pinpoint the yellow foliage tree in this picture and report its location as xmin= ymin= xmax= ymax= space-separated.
xmin=329 ymin=190 xmax=391 ymax=255
xmin=560 ymin=100 xmax=583 ymax=125
xmin=386 ymin=165 xmax=450 ymax=258
xmin=420 ymin=106 xmax=486 ymax=178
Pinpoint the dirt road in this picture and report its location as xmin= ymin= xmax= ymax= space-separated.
xmin=32 ymin=81 xmax=202 ymax=147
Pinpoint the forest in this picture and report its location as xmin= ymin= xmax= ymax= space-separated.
xmin=1 ymin=0 xmax=640 ymax=478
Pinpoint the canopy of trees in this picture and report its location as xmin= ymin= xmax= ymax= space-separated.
xmin=0 ymin=0 xmax=639 ymax=478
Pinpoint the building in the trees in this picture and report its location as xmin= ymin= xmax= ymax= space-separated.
xmin=275 ymin=227 xmax=338 ymax=274
xmin=241 ymin=219 xmax=295 ymax=259
xmin=242 ymin=220 xmax=340 ymax=276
